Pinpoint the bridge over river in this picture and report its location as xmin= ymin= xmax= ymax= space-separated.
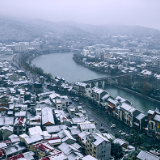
xmin=82 ymin=73 xmax=135 ymax=88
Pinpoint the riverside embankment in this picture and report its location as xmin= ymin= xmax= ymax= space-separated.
xmin=31 ymin=52 xmax=160 ymax=114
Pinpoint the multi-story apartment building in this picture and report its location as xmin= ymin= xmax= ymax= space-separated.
xmin=85 ymin=133 xmax=111 ymax=160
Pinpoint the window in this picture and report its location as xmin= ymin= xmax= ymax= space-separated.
xmin=150 ymin=122 xmax=154 ymax=130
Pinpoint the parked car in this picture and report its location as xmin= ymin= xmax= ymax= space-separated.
xmin=110 ymin=124 xmax=116 ymax=128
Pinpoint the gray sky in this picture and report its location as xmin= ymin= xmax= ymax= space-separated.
xmin=1 ymin=0 xmax=160 ymax=29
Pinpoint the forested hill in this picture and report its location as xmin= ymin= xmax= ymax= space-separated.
xmin=1 ymin=17 xmax=160 ymax=49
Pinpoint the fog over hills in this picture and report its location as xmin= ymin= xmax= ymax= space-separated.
xmin=1 ymin=17 xmax=160 ymax=50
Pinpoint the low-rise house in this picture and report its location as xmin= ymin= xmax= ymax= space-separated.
xmin=77 ymin=132 xmax=89 ymax=148
xmin=68 ymin=126 xmax=81 ymax=139
xmin=100 ymin=94 xmax=110 ymax=110
xmin=74 ymin=82 xmax=90 ymax=96
xmin=46 ymin=125 xmax=67 ymax=134
xmin=147 ymin=110 xmax=160 ymax=139
xmin=106 ymin=97 xmax=119 ymax=115
xmin=72 ymin=117 xmax=86 ymax=125
xmin=29 ymin=141 xmax=65 ymax=159
xmin=103 ymin=133 xmax=115 ymax=141
xmin=36 ymin=108 xmax=41 ymax=116
xmin=119 ymin=103 xmax=136 ymax=127
xmin=3 ymin=142 xmax=27 ymax=159
xmin=140 ymin=69 xmax=152 ymax=77
xmin=41 ymin=154 xmax=67 ymax=160
xmin=5 ymin=117 xmax=14 ymax=126
xmin=79 ymin=155 xmax=98 ymax=160
xmin=58 ymin=142 xmax=83 ymax=160
xmin=86 ymin=133 xmax=111 ymax=160
xmin=113 ymin=138 xmax=129 ymax=149
xmin=54 ymin=110 xmax=70 ymax=126
xmin=60 ymin=95 xmax=71 ymax=107
xmin=14 ymin=117 xmax=26 ymax=135
xmin=19 ymin=133 xmax=29 ymax=143
xmin=24 ymin=133 xmax=43 ymax=147
xmin=137 ymin=150 xmax=159 ymax=160
xmin=47 ymin=137 xmax=61 ymax=147
xmin=57 ymin=129 xmax=76 ymax=144
xmin=68 ymin=106 xmax=75 ymax=119
xmin=92 ymin=87 xmax=108 ymax=102
xmin=133 ymin=110 xmax=147 ymax=130
xmin=9 ymin=134 xmax=20 ymax=144
xmin=54 ymin=99 xmax=62 ymax=110
xmin=0 ymin=117 xmax=5 ymax=127
xmin=42 ymin=131 xmax=51 ymax=139
xmin=28 ymin=115 xmax=41 ymax=127
xmin=0 ymin=142 xmax=7 ymax=149
xmin=79 ymin=123 xmax=96 ymax=132
xmin=49 ymin=92 xmax=60 ymax=102
xmin=42 ymin=107 xmax=55 ymax=129
xmin=28 ymin=126 xmax=43 ymax=136
xmin=6 ymin=151 xmax=35 ymax=160
xmin=38 ymin=91 xmax=55 ymax=100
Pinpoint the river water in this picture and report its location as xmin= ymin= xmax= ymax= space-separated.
xmin=32 ymin=52 xmax=160 ymax=114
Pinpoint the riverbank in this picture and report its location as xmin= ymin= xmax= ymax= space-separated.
xmin=114 ymin=85 xmax=160 ymax=105
xmin=73 ymin=54 xmax=160 ymax=107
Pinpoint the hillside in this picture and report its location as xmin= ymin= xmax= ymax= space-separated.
xmin=0 ymin=17 xmax=160 ymax=49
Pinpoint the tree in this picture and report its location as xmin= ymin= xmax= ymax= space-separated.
xmin=142 ymin=83 xmax=152 ymax=96
xmin=115 ymin=133 xmax=121 ymax=138
xmin=111 ymin=143 xmax=123 ymax=160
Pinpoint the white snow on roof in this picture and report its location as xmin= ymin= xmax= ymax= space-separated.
xmin=108 ymin=98 xmax=117 ymax=105
xmin=29 ymin=126 xmax=43 ymax=136
xmin=81 ymin=155 xmax=98 ymax=160
xmin=136 ymin=113 xmax=146 ymax=120
xmin=80 ymin=123 xmax=96 ymax=130
xmin=148 ymin=110 xmax=154 ymax=115
xmin=120 ymin=103 xmax=135 ymax=112
xmin=153 ymin=114 xmax=160 ymax=122
xmin=137 ymin=150 xmax=159 ymax=160
xmin=42 ymin=107 xmax=55 ymax=125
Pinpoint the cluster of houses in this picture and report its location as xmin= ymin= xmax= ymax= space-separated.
xmin=0 ymin=61 xmax=113 ymax=160
xmin=60 ymin=81 xmax=160 ymax=142
xmin=0 ymin=60 xmax=160 ymax=160
xmin=74 ymin=45 xmax=160 ymax=79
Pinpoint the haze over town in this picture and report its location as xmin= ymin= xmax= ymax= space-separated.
xmin=1 ymin=0 xmax=160 ymax=30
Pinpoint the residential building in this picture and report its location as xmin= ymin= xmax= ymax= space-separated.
xmin=137 ymin=150 xmax=159 ymax=160
xmin=14 ymin=117 xmax=26 ymax=135
xmin=85 ymin=133 xmax=111 ymax=160
xmin=42 ymin=107 xmax=55 ymax=129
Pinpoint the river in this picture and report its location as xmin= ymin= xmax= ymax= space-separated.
xmin=32 ymin=52 xmax=160 ymax=114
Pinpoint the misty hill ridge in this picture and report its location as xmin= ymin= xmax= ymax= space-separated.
xmin=0 ymin=17 xmax=160 ymax=44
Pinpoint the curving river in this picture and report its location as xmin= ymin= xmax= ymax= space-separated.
xmin=32 ymin=52 xmax=160 ymax=114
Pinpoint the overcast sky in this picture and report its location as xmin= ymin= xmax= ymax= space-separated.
xmin=0 ymin=0 xmax=160 ymax=29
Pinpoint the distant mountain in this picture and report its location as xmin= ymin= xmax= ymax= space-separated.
xmin=0 ymin=17 xmax=95 ymax=43
xmin=58 ymin=21 xmax=160 ymax=38
xmin=1 ymin=17 xmax=160 ymax=50
xmin=0 ymin=18 xmax=43 ymax=43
